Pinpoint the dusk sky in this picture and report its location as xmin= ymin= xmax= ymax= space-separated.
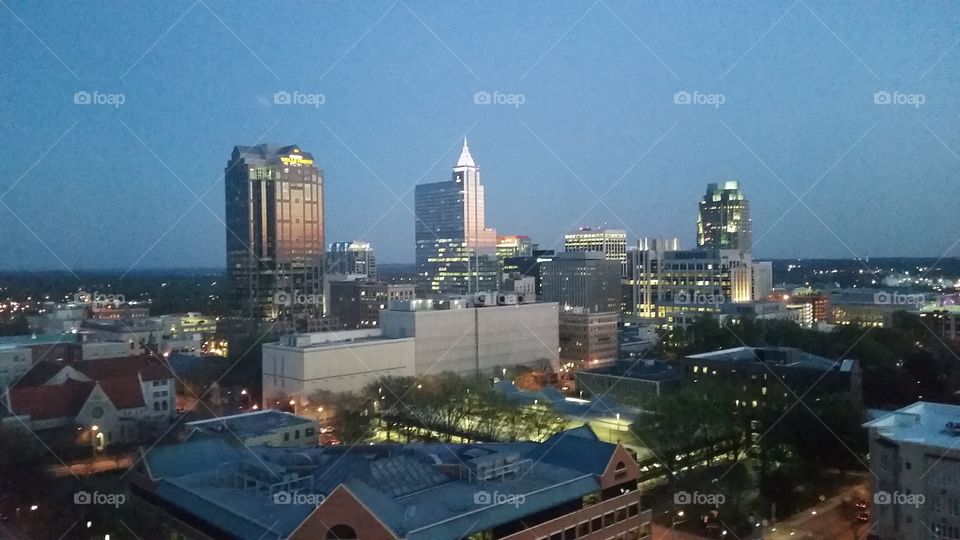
xmin=1 ymin=0 xmax=958 ymax=270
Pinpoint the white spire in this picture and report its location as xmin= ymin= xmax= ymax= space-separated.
xmin=456 ymin=137 xmax=475 ymax=167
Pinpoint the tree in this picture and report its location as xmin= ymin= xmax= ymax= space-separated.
xmin=631 ymin=380 xmax=744 ymax=469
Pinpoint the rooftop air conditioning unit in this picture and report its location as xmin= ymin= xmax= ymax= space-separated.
xmin=474 ymin=292 xmax=495 ymax=306
xmin=497 ymin=293 xmax=518 ymax=305
xmin=515 ymin=293 xmax=536 ymax=304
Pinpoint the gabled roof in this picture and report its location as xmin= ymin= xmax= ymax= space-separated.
xmin=5 ymin=380 xmax=95 ymax=420
xmin=98 ymin=378 xmax=146 ymax=409
xmin=74 ymin=355 xmax=173 ymax=381
xmin=12 ymin=360 xmax=67 ymax=388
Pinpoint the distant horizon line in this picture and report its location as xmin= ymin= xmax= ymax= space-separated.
xmin=0 ymin=255 xmax=957 ymax=275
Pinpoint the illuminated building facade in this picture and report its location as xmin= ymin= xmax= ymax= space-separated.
xmin=627 ymin=244 xmax=753 ymax=328
xmin=564 ymin=228 xmax=628 ymax=276
xmin=496 ymin=235 xmax=533 ymax=260
xmin=326 ymin=240 xmax=376 ymax=280
xmin=224 ymin=144 xmax=325 ymax=332
xmin=697 ymin=181 xmax=751 ymax=254
xmin=415 ymin=139 xmax=497 ymax=296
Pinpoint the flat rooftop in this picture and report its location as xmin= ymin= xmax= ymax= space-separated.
xmin=686 ymin=346 xmax=853 ymax=373
xmin=0 ymin=333 xmax=77 ymax=350
xmin=864 ymin=401 xmax=960 ymax=451
xmin=186 ymin=410 xmax=316 ymax=439
xmin=580 ymin=359 xmax=682 ymax=382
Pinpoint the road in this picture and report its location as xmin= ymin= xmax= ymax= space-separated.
xmin=48 ymin=454 xmax=134 ymax=477
xmin=753 ymin=478 xmax=872 ymax=540
xmin=652 ymin=524 xmax=712 ymax=539
xmin=0 ymin=520 xmax=32 ymax=540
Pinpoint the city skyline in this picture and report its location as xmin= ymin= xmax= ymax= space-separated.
xmin=2 ymin=1 xmax=959 ymax=271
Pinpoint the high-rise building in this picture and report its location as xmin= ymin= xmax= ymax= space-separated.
xmin=326 ymin=240 xmax=376 ymax=280
xmin=541 ymin=252 xmax=622 ymax=313
xmin=502 ymin=249 xmax=555 ymax=296
xmin=224 ymin=144 xmax=325 ymax=332
xmin=558 ymin=310 xmax=620 ymax=368
xmin=326 ymin=278 xmax=415 ymax=329
xmin=415 ymin=139 xmax=497 ymax=296
xmin=697 ymin=181 xmax=751 ymax=254
xmin=565 ymin=227 xmax=628 ymax=276
xmin=625 ymin=238 xmax=680 ymax=318
xmin=627 ymin=243 xmax=753 ymax=328
xmin=496 ymin=235 xmax=533 ymax=260
xmin=751 ymin=260 xmax=773 ymax=300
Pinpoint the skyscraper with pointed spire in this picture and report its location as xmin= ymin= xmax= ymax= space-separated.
xmin=415 ymin=138 xmax=498 ymax=296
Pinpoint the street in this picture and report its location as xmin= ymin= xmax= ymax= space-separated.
xmin=754 ymin=478 xmax=872 ymax=540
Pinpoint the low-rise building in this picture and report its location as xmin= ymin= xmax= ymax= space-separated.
xmin=681 ymin=346 xmax=862 ymax=403
xmin=264 ymin=295 xmax=560 ymax=403
xmin=379 ymin=295 xmax=559 ymax=375
xmin=262 ymin=329 xmax=415 ymax=400
xmin=187 ymin=410 xmax=319 ymax=448
xmin=1 ymin=355 xmax=176 ymax=447
xmin=575 ymin=360 xmax=683 ymax=411
xmin=863 ymin=401 xmax=960 ymax=540
xmin=131 ymin=425 xmax=652 ymax=540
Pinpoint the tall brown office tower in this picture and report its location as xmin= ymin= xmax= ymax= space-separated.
xmin=224 ymin=144 xmax=325 ymax=335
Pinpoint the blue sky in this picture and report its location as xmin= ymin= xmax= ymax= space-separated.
xmin=1 ymin=0 xmax=958 ymax=270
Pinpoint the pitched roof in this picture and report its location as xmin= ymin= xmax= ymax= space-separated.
xmin=98 ymin=378 xmax=146 ymax=409
xmin=527 ymin=429 xmax=617 ymax=475
xmin=74 ymin=355 xmax=173 ymax=381
xmin=5 ymin=380 xmax=95 ymax=420
xmin=12 ymin=360 xmax=67 ymax=388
